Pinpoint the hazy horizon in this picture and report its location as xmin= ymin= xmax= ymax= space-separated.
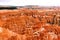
xmin=0 ymin=0 xmax=60 ymax=6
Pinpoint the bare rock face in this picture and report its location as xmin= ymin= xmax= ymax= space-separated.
xmin=0 ymin=8 xmax=60 ymax=40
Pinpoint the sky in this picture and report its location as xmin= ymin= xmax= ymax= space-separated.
xmin=0 ymin=0 xmax=60 ymax=6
